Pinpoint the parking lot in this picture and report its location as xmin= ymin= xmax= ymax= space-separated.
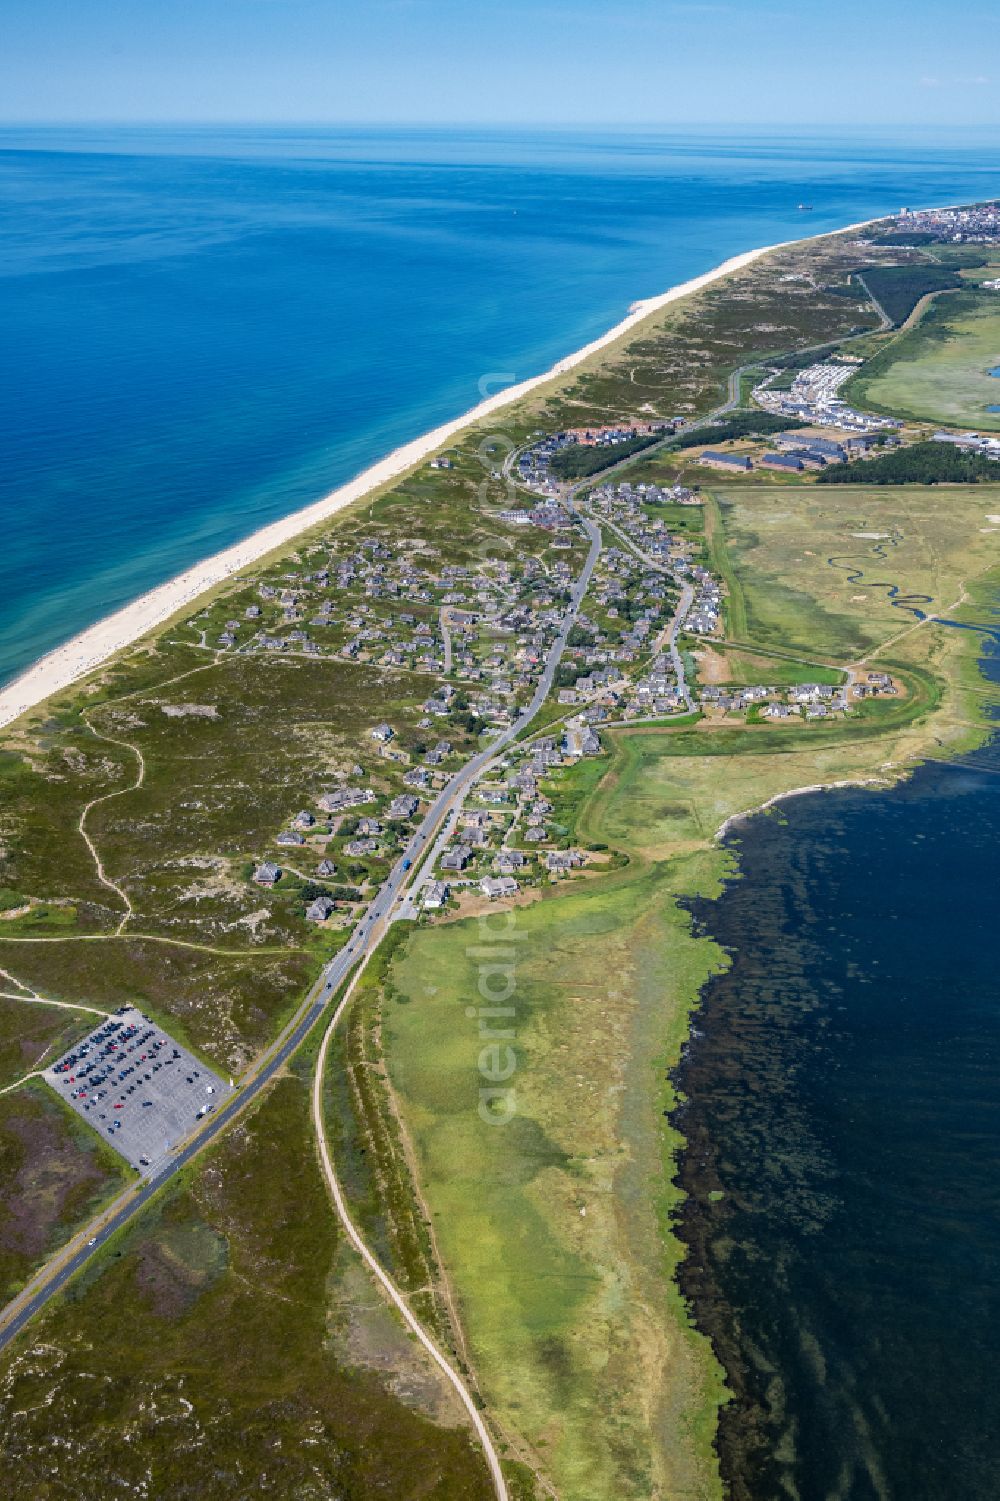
xmin=43 ymin=1006 xmax=233 ymax=1175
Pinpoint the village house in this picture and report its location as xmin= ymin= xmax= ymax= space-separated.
xmin=253 ymin=861 xmax=281 ymax=887
xmin=481 ymin=876 xmax=519 ymax=901
xmin=441 ymin=845 xmax=473 ymax=872
xmin=305 ymin=895 xmax=336 ymax=923
xmin=388 ymin=793 xmax=420 ymax=820
xmin=546 ymin=850 xmax=584 ymax=875
xmin=421 ymin=880 xmax=450 ymax=910
xmin=318 ymin=786 xmax=375 ymax=814
xmin=345 ymin=837 xmax=378 ymax=857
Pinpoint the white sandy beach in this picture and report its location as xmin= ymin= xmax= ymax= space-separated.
xmin=0 ymin=213 xmax=883 ymax=732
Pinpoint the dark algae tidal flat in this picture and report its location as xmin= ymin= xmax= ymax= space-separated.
xmin=676 ymin=640 xmax=1000 ymax=1500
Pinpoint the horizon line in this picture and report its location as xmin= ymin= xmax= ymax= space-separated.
xmin=3 ymin=119 xmax=1000 ymax=132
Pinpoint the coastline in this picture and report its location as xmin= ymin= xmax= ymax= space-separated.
xmin=673 ymin=696 xmax=1000 ymax=1498
xmin=0 ymin=211 xmax=885 ymax=734
xmin=713 ymin=774 xmax=895 ymax=841
xmin=3 ymin=181 xmax=996 ymax=1498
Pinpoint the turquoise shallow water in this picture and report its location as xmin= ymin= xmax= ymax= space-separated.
xmin=2 ymin=125 xmax=999 ymax=686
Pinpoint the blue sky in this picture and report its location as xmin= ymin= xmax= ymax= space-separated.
xmin=2 ymin=0 xmax=997 ymax=126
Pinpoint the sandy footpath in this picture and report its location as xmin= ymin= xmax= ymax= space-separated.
xmin=0 ymin=213 xmax=882 ymax=732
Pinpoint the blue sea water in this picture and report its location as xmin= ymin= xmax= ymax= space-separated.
xmin=1 ymin=124 xmax=999 ymax=685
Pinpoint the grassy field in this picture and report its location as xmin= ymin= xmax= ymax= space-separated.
xmin=707 ymin=481 xmax=1000 ymax=662
xmin=848 ymin=290 xmax=1000 ymax=431
xmin=690 ymin=642 xmax=844 ymax=687
xmin=2 ymin=215 xmax=998 ymax=1494
xmin=377 ymin=449 xmax=999 ymax=1499
xmin=385 ymin=833 xmax=730 ymax=1501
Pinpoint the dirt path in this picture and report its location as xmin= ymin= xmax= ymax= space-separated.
xmin=78 ymin=715 xmax=146 ymax=935
xmin=0 ymin=986 xmax=110 ymax=1018
xmin=439 ymin=607 xmax=453 ymax=673
xmin=0 ymin=1069 xmax=43 ymax=1098
xmin=0 ymin=930 xmax=295 ymax=956
xmin=311 ymin=958 xmax=510 ymax=1501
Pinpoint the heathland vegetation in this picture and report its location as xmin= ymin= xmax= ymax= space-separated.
xmin=1 ymin=209 xmax=999 ymax=1500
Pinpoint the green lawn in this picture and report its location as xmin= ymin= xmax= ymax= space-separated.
xmin=385 ymin=848 xmax=729 ymax=1501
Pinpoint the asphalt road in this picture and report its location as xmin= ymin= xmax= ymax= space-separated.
xmin=0 ymin=506 xmax=602 ymax=1356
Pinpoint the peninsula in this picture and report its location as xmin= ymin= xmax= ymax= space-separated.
xmin=0 ymin=202 xmax=998 ymax=1501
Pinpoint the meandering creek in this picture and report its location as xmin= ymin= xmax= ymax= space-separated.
xmin=826 ymin=530 xmax=932 ymax=619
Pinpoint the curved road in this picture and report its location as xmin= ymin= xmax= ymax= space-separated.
xmin=0 ymin=276 xmax=897 ymax=1459
xmin=592 ymin=508 xmax=695 ymax=709
xmin=0 ymin=505 xmax=602 ymax=1496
